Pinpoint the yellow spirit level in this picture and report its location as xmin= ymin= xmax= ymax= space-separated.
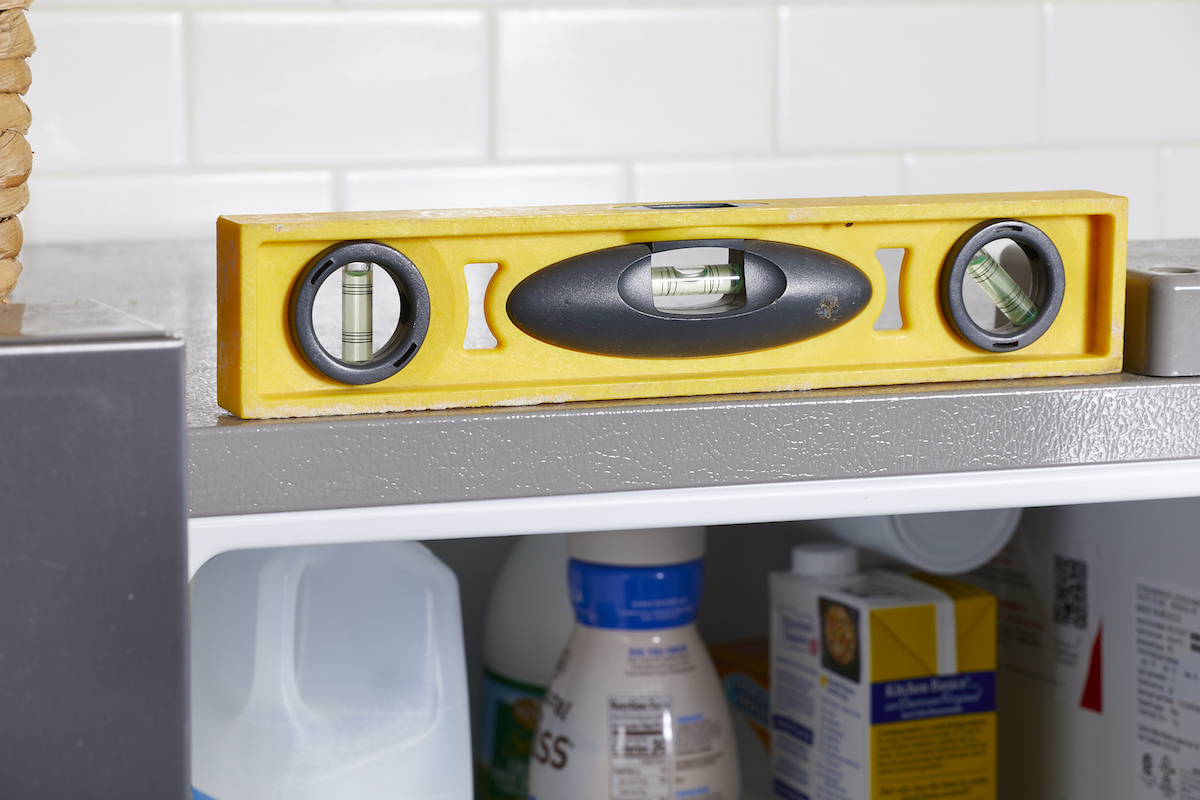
xmin=216 ymin=191 xmax=1126 ymax=419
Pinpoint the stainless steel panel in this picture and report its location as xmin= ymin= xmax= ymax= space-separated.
xmin=0 ymin=301 xmax=189 ymax=800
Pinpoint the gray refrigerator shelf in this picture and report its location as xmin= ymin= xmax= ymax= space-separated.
xmin=12 ymin=238 xmax=1200 ymax=520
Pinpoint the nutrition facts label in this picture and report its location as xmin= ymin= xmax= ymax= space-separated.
xmin=609 ymin=696 xmax=672 ymax=800
xmin=1134 ymin=578 xmax=1200 ymax=800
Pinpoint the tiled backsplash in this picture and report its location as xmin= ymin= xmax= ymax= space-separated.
xmin=20 ymin=1 xmax=1200 ymax=243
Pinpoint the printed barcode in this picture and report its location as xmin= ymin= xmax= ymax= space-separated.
xmin=1053 ymin=555 xmax=1088 ymax=630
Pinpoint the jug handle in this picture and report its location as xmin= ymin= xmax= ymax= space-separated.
xmin=244 ymin=548 xmax=310 ymax=712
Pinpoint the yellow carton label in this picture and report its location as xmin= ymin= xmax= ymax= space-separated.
xmin=872 ymin=714 xmax=997 ymax=800
xmin=871 ymin=605 xmax=941 ymax=682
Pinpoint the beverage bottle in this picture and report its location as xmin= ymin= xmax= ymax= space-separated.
xmin=477 ymin=534 xmax=574 ymax=799
xmin=528 ymin=527 xmax=740 ymax=800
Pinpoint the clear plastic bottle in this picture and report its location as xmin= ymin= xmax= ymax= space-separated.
xmin=528 ymin=527 xmax=740 ymax=800
xmin=476 ymin=533 xmax=575 ymax=800
xmin=189 ymin=541 xmax=472 ymax=800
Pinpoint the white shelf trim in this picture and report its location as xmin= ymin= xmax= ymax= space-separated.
xmin=187 ymin=457 xmax=1200 ymax=579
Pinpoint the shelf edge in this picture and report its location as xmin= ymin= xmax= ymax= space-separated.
xmin=187 ymin=457 xmax=1200 ymax=579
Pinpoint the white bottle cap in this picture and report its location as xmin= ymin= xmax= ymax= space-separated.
xmin=887 ymin=509 xmax=1021 ymax=574
xmin=821 ymin=509 xmax=1022 ymax=574
xmin=569 ymin=527 xmax=705 ymax=567
xmin=791 ymin=542 xmax=859 ymax=577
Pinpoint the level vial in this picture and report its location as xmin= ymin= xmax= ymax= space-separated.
xmin=650 ymin=264 xmax=743 ymax=297
xmin=342 ymin=262 xmax=373 ymax=363
xmin=966 ymin=249 xmax=1038 ymax=327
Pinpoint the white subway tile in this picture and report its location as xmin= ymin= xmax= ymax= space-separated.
xmin=1045 ymin=2 xmax=1200 ymax=145
xmin=35 ymin=0 xmax=330 ymax=6
xmin=1163 ymin=147 xmax=1200 ymax=240
xmin=190 ymin=11 xmax=487 ymax=167
xmin=633 ymin=156 xmax=903 ymax=203
xmin=340 ymin=0 xmax=652 ymax=5
xmin=779 ymin=5 xmax=1039 ymax=152
xmin=341 ymin=0 xmax=489 ymax=5
xmin=21 ymin=172 xmax=334 ymax=243
xmin=497 ymin=9 xmax=774 ymax=160
xmin=343 ymin=164 xmax=627 ymax=211
xmin=905 ymin=147 xmax=1159 ymax=239
xmin=25 ymin=11 xmax=186 ymax=172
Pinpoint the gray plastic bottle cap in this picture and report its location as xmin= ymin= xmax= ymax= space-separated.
xmin=791 ymin=543 xmax=859 ymax=577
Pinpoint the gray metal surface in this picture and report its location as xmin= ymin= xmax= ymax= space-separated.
xmin=1125 ymin=241 xmax=1200 ymax=376
xmin=0 ymin=301 xmax=189 ymax=799
xmin=12 ymin=239 xmax=1200 ymax=519
xmin=182 ymin=372 xmax=1200 ymax=517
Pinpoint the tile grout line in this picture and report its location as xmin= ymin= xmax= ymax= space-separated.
xmin=1037 ymin=1 xmax=1049 ymax=146
xmin=486 ymin=8 xmax=498 ymax=165
xmin=769 ymin=5 xmax=780 ymax=158
xmin=1156 ymin=145 xmax=1166 ymax=239
xmin=180 ymin=10 xmax=197 ymax=171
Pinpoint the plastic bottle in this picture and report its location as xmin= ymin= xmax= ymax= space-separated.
xmin=528 ymin=527 xmax=741 ymax=800
xmin=476 ymin=533 xmax=575 ymax=800
xmin=822 ymin=508 xmax=1023 ymax=574
xmin=189 ymin=541 xmax=472 ymax=800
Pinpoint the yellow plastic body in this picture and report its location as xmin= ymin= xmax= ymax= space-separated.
xmin=217 ymin=191 xmax=1127 ymax=419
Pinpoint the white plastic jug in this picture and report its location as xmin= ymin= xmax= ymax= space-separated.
xmin=189 ymin=541 xmax=472 ymax=800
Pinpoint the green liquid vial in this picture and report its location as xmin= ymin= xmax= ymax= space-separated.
xmin=650 ymin=264 xmax=743 ymax=297
xmin=966 ymin=250 xmax=1037 ymax=327
xmin=342 ymin=262 xmax=373 ymax=363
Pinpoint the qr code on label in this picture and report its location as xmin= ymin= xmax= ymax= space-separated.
xmin=1053 ymin=555 xmax=1088 ymax=630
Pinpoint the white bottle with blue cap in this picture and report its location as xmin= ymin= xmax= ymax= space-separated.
xmin=527 ymin=527 xmax=740 ymax=800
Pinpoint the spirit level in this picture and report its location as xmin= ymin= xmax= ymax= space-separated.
xmin=217 ymin=191 xmax=1126 ymax=419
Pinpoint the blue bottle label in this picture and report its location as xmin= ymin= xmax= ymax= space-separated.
xmin=568 ymin=558 xmax=703 ymax=630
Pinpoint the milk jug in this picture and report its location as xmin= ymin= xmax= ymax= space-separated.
xmin=477 ymin=533 xmax=575 ymax=799
xmin=189 ymin=541 xmax=472 ymax=800
xmin=527 ymin=527 xmax=741 ymax=800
